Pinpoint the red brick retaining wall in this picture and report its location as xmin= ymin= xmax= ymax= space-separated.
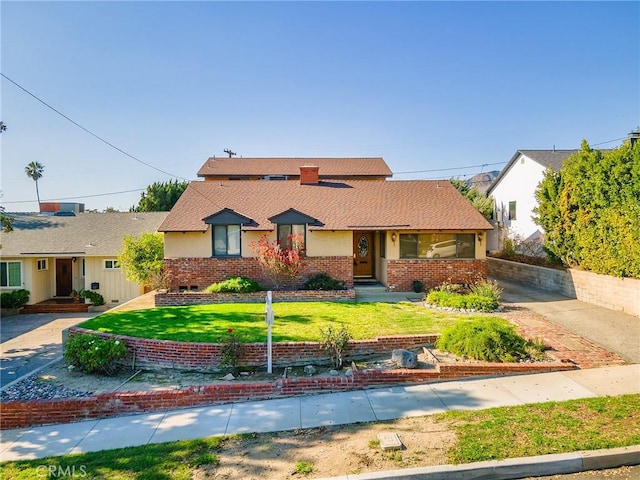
xmin=0 ymin=360 xmax=575 ymax=430
xmin=155 ymin=289 xmax=355 ymax=306
xmin=67 ymin=328 xmax=438 ymax=371
xmin=386 ymin=259 xmax=487 ymax=291
xmin=163 ymin=256 xmax=354 ymax=291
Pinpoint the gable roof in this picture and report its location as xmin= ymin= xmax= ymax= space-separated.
xmin=487 ymin=149 xmax=578 ymax=194
xmin=158 ymin=180 xmax=492 ymax=233
xmin=1 ymin=212 xmax=168 ymax=257
xmin=197 ymin=157 xmax=393 ymax=179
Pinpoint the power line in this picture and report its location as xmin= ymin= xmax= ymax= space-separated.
xmin=1 ymin=188 xmax=147 ymax=204
xmin=1 ymin=72 xmax=187 ymax=181
xmin=393 ymin=161 xmax=506 ymax=175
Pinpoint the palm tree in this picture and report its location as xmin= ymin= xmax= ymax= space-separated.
xmin=25 ymin=161 xmax=45 ymax=210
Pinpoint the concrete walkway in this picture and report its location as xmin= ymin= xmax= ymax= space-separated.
xmin=1 ymin=364 xmax=638 ymax=465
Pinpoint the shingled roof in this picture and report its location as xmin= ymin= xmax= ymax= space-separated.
xmin=197 ymin=157 xmax=393 ymax=179
xmin=1 ymin=212 xmax=168 ymax=257
xmin=488 ymin=149 xmax=578 ymax=194
xmin=158 ymin=180 xmax=492 ymax=232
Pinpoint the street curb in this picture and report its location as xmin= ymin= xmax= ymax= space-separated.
xmin=314 ymin=445 xmax=640 ymax=480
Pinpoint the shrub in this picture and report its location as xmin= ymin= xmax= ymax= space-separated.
xmin=436 ymin=318 xmax=529 ymax=362
xmin=304 ymin=273 xmax=345 ymax=291
xmin=81 ymin=290 xmax=106 ymax=306
xmin=218 ymin=328 xmax=243 ymax=374
xmin=206 ymin=276 xmax=262 ymax=293
xmin=426 ymin=280 xmax=501 ymax=312
xmin=319 ymin=324 xmax=351 ymax=369
xmin=64 ymin=334 xmax=127 ymax=375
xmin=0 ymin=289 xmax=30 ymax=309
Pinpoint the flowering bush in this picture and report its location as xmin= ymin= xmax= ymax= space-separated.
xmin=64 ymin=334 xmax=127 ymax=376
xmin=218 ymin=328 xmax=243 ymax=374
xmin=249 ymin=233 xmax=306 ymax=290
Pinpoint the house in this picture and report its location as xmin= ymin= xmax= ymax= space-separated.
xmin=486 ymin=150 xmax=578 ymax=253
xmin=0 ymin=209 xmax=168 ymax=309
xmin=159 ymin=157 xmax=493 ymax=292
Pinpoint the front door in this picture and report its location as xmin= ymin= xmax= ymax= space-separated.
xmin=353 ymin=231 xmax=374 ymax=278
xmin=56 ymin=259 xmax=73 ymax=296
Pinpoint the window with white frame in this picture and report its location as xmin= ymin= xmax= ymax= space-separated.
xmin=0 ymin=261 xmax=22 ymax=287
xmin=37 ymin=259 xmax=48 ymax=271
xmin=104 ymin=259 xmax=120 ymax=269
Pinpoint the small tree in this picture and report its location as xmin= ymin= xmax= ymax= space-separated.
xmin=117 ymin=232 xmax=165 ymax=289
xmin=249 ymin=233 xmax=306 ymax=289
xmin=319 ymin=324 xmax=351 ymax=369
xmin=450 ymin=179 xmax=494 ymax=219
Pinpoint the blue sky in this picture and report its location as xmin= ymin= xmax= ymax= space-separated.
xmin=1 ymin=1 xmax=638 ymax=212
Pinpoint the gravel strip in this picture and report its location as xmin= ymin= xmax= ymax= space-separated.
xmin=1 ymin=375 xmax=94 ymax=401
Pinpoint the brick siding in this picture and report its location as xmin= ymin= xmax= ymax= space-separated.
xmin=387 ymin=259 xmax=487 ymax=291
xmin=164 ymin=256 xmax=353 ymax=291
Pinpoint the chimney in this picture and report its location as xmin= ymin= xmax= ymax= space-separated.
xmin=300 ymin=165 xmax=319 ymax=185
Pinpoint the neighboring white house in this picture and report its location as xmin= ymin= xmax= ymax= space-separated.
xmin=486 ymin=149 xmax=577 ymax=253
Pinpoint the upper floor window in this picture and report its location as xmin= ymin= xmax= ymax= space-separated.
xmin=214 ymin=225 xmax=241 ymax=256
xmin=104 ymin=259 xmax=120 ymax=270
xmin=0 ymin=261 xmax=22 ymax=287
xmin=399 ymin=233 xmax=475 ymax=259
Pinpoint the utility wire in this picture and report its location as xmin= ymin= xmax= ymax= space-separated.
xmin=1 ymin=72 xmax=186 ymax=181
xmin=393 ymin=161 xmax=506 ymax=175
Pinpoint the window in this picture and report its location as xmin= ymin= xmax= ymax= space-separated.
xmin=277 ymin=224 xmax=305 ymax=247
xmin=509 ymin=201 xmax=517 ymax=220
xmin=104 ymin=259 xmax=120 ymax=269
xmin=82 ymin=259 xmax=86 ymax=277
xmin=214 ymin=225 xmax=241 ymax=256
xmin=399 ymin=233 xmax=475 ymax=259
xmin=380 ymin=232 xmax=387 ymax=259
xmin=0 ymin=261 xmax=22 ymax=287
xmin=37 ymin=259 xmax=48 ymax=271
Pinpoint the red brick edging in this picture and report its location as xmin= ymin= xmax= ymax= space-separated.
xmin=0 ymin=355 xmax=575 ymax=430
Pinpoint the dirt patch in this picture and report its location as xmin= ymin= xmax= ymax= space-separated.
xmin=191 ymin=417 xmax=457 ymax=479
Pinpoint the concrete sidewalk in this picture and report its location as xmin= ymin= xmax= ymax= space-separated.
xmin=2 ymin=364 xmax=638 ymax=465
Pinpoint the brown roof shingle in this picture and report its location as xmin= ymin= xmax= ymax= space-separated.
xmin=158 ymin=180 xmax=492 ymax=232
xmin=197 ymin=157 xmax=393 ymax=178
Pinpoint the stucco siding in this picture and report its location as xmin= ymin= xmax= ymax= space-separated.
xmin=164 ymin=231 xmax=211 ymax=258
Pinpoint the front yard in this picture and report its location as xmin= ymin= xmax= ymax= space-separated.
xmin=77 ymin=301 xmax=496 ymax=343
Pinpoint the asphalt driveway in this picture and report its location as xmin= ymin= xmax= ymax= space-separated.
xmin=0 ymin=312 xmax=98 ymax=388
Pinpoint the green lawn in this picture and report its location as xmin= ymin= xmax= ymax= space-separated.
xmin=77 ymin=302 xmax=491 ymax=343
xmin=2 ymin=395 xmax=638 ymax=479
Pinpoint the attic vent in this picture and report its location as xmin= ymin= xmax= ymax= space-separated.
xmin=263 ymin=175 xmax=287 ymax=181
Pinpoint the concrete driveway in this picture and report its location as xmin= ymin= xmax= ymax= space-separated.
xmin=0 ymin=312 xmax=98 ymax=388
xmin=495 ymin=277 xmax=640 ymax=364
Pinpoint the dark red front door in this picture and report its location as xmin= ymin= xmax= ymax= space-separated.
xmin=353 ymin=231 xmax=374 ymax=277
xmin=56 ymin=259 xmax=73 ymax=296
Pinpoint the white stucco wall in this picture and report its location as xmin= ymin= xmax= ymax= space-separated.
xmin=489 ymin=154 xmax=546 ymax=246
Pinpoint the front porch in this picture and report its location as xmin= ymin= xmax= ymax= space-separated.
xmin=21 ymin=298 xmax=90 ymax=314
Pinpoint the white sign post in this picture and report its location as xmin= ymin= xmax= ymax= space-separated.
xmin=265 ymin=290 xmax=274 ymax=374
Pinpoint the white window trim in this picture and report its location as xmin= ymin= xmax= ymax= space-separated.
xmin=103 ymin=259 xmax=121 ymax=270
xmin=37 ymin=259 xmax=48 ymax=271
xmin=1 ymin=260 xmax=23 ymax=288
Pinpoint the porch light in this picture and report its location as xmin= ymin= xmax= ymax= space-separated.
xmin=391 ymin=232 xmax=397 ymax=243
xmin=477 ymin=233 xmax=483 ymax=242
